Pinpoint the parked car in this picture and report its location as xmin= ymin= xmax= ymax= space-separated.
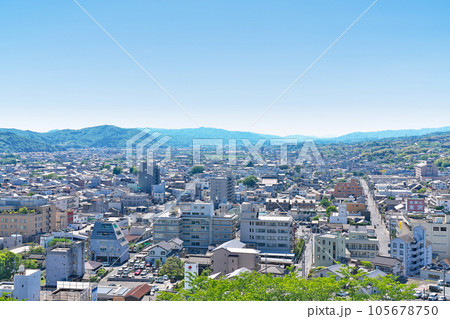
xmin=156 ymin=277 xmax=164 ymax=283
xmin=141 ymin=270 xmax=148 ymax=276
xmin=428 ymin=293 xmax=439 ymax=301
xmin=135 ymin=269 xmax=142 ymax=276
xmin=422 ymin=293 xmax=430 ymax=300
xmin=438 ymin=296 xmax=447 ymax=301
xmin=429 ymin=285 xmax=443 ymax=293
xmin=128 ymin=273 xmax=134 ymax=278
xmin=413 ymin=291 xmax=422 ymax=299
xmin=146 ymin=262 xmax=152 ymax=268
xmin=163 ymin=275 xmax=169 ymax=281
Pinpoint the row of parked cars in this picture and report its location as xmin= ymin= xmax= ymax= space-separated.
xmin=109 ymin=258 xmax=176 ymax=284
xmin=413 ymin=290 xmax=447 ymax=301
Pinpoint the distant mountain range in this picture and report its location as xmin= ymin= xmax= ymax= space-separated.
xmin=0 ymin=125 xmax=449 ymax=153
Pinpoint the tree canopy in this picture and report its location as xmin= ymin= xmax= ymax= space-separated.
xmin=240 ymin=175 xmax=258 ymax=188
xmin=159 ymin=257 xmax=184 ymax=280
xmin=113 ymin=166 xmax=123 ymax=175
xmin=190 ymin=165 xmax=205 ymax=175
xmin=0 ymin=249 xmax=22 ymax=280
xmin=158 ymin=267 xmax=416 ymax=301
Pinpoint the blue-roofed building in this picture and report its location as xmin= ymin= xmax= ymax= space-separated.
xmin=90 ymin=221 xmax=129 ymax=265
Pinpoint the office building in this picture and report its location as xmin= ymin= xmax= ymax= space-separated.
xmin=90 ymin=221 xmax=129 ymax=265
xmin=138 ymin=162 xmax=160 ymax=194
xmin=152 ymin=201 xmax=238 ymax=253
xmin=240 ymin=202 xmax=294 ymax=253
xmin=0 ymin=205 xmax=58 ymax=242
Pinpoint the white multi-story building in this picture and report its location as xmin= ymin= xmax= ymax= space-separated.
xmin=240 ymin=202 xmax=294 ymax=253
xmin=329 ymin=204 xmax=348 ymax=224
xmin=390 ymin=226 xmax=432 ymax=277
xmin=152 ymin=201 xmax=238 ymax=253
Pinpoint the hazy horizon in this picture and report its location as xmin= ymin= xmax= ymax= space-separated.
xmin=2 ymin=123 xmax=450 ymax=139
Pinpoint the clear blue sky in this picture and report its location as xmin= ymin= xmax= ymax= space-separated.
xmin=0 ymin=0 xmax=449 ymax=137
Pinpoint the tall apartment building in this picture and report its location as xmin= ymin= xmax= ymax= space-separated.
xmin=345 ymin=225 xmax=379 ymax=260
xmin=240 ymin=202 xmax=294 ymax=253
xmin=333 ymin=179 xmax=363 ymax=198
xmin=390 ymin=226 xmax=432 ymax=277
xmin=152 ymin=201 xmax=238 ymax=253
xmin=415 ymin=160 xmax=439 ymax=180
xmin=0 ymin=205 xmax=58 ymax=242
xmin=314 ymin=232 xmax=349 ymax=267
xmin=210 ymin=173 xmax=235 ymax=208
xmin=46 ymin=240 xmax=85 ymax=287
xmin=138 ymin=162 xmax=161 ymax=194
xmin=90 ymin=221 xmax=129 ymax=265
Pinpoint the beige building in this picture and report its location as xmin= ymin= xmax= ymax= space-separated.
xmin=0 ymin=205 xmax=58 ymax=241
xmin=211 ymin=240 xmax=260 ymax=275
xmin=410 ymin=215 xmax=450 ymax=259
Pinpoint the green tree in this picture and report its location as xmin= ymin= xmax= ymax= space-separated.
xmin=293 ymin=239 xmax=305 ymax=260
xmin=18 ymin=207 xmax=29 ymax=214
xmin=129 ymin=166 xmax=138 ymax=175
xmin=24 ymin=259 xmax=39 ymax=269
xmin=0 ymin=292 xmax=17 ymax=301
xmin=158 ymin=257 xmax=184 ymax=280
xmin=319 ymin=198 xmax=332 ymax=208
xmin=90 ymin=276 xmax=99 ymax=282
xmin=0 ymin=249 xmax=22 ymax=280
xmin=240 ymin=175 xmax=258 ymax=188
xmin=97 ymin=268 xmax=107 ymax=278
xmin=360 ymin=261 xmax=372 ymax=269
xmin=190 ymin=165 xmax=205 ymax=175
xmin=113 ymin=166 xmax=123 ymax=175
xmin=28 ymin=245 xmax=45 ymax=255
xmin=155 ymin=259 xmax=162 ymax=268
xmin=157 ymin=268 xmax=416 ymax=301
xmin=326 ymin=205 xmax=338 ymax=217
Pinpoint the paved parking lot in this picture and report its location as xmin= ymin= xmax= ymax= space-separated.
xmin=99 ymin=258 xmax=176 ymax=300
xmin=407 ymin=278 xmax=449 ymax=301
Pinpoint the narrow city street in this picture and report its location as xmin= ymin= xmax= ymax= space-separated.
xmin=295 ymin=224 xmax=314 ymax=277
xmin=360 ymin=178 xmax=390 ymax=256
